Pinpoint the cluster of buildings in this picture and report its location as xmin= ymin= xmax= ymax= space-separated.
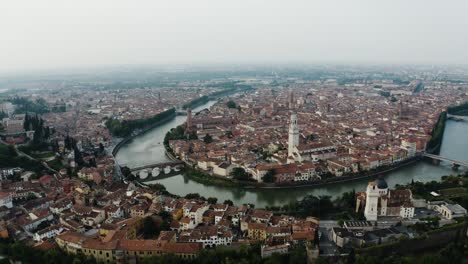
xmin=169 ymin=79 xmax=468 ymax=184
xmin=0 ymin=173 xmax=318 ymax=263
xmin=331 ymin=221 xmax=411 ymax=249
xmin=1 ymin=83 xmax=224 ymax=148
xmin=0 ymin=113 xmax=35 ymax=144
xmin=325 ymin=177 xmax=467 ymax=249
xmin=356 ymin=178 xmax=466 ymax=222
xmin=358 ymin=178 xmax=415 ymax=221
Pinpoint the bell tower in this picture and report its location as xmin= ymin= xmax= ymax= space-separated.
xmin=186 ymin=107 xmax=192 ymax=134
xmin=364 ymin=182 xmax=379 ymax=221
xmin=288 ymin=113 xmax=299 ymax=158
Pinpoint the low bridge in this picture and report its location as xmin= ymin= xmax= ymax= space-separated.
xmin=447 ymin=114 xmax=467 ymax=122
xmin=130 ymin=161 xmax=185 ymax=172
xmin=176 ymin=107 xmax=210 ymax=116
xmin=422 ymin=153 xmax=468 ymax=168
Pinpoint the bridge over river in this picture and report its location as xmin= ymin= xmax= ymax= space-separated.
xmin=130 ymin=161 xmax=185 ymax=172
xmin=127 ymin=161 xmax=186 ymax=181
xmin=423 ymin=153 xmax=468 ymax=168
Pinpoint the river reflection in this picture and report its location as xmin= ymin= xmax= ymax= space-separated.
xmin=117 ymin=104 xmax=468 ymax=208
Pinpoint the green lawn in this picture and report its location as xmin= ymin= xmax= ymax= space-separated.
xmin=47 ymin=158 xmax=64 ymax=171
xmin=29 ymin=151 xmax=55 ymax=160
xmin=439 ymin=187 xmax=467 ymax=198
xmin=0 ymin=143 xmax=45 ymax=173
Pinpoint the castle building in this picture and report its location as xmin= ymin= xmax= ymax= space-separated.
xmin=357 ymin=178 xmax=414 ymax=221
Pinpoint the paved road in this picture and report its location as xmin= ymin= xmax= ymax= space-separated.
xmin=319 ymin=220 xmax=339 ymax=229
xmin=319 ymin=226 xmax=341 ymax=256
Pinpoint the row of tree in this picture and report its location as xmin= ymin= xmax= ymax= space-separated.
xmin=24 ymin=113 xmax=52 ymax=144
xmin=141 ymin=211 xmax=172 ymax=239
xmin=106 ymin=108 xmax=176 ymax=137
xmin=426 ymin=111 xmax=447 ymax=154
xmin=11 ymin=97 xmax=50 ymax=114
xmin=182 ymin=95 xmax=209 ymax=109
xmin=0 ymin=239 xmax=98 ymax=264
xmin=447 ymin=102 xmax=468 ymax=116
xmin=140 ymin=242 xmax=307 ymax=264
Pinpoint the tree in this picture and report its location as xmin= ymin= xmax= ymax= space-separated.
xmin=99 ymin=143 xmax=105 ymax=153
xmin=185 ymin=193 xmax=201 ymax=200
xmin=157 ymin=210 xmax=172 ymax=231
xmin=7 ymin=145 xmax=17 ymax=157
xmin=231 ymin=167 xmax=250 ymax=181
xmin=121 ymin=166 xmax=136 ymax=181
xmin=338 ymin=219 xmax=344 ymax=227
xmin=296 ymin=195 xmax=334 ymax=217
xmin=142 ymin=216 xmax=158 ymax=239
xmin=87 ymin=158 xmax=97 ymax=168
xmin=203 ymin=133 xmax=213 ymax=144
xmin=223 ymin=199 xmax=234 ymax=206
xmin=207 ymin=197 xmax=218 ymax=204
xmin=188 ymin=132 xmax=198 ymax=140
xmin=226 ymin=100 xmax=237 ymax=109
xmin=307 ymin=134 xmax=316 ymax=141
xmin=73 ymin=145 xmax=84 ymax=166
xmin=347 ymin=248 xmax=356 ymax=264
xmin=262 ymin=169 xmax=276 ymax=183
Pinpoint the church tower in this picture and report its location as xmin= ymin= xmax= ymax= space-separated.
xmin=186 ymin=107 xmax=192 ymax=134
xmin=364 ymin=182 xmax=379 ymax=221
xmin=364 ymin=178 xmax=388 ymax=221
xmin=288 ymin=89 xmax=295 ymax=109
xmin=398 ymin=99 xmax=403 ymax=119
xmin=288 ymin=113 xmax=299 ymax=159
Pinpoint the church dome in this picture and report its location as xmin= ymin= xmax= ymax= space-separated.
xmin=375 ymin=178 xmax=388 ymax=189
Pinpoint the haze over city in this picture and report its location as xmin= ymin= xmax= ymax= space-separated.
xmin=1 ymin=0 xmax=468 ymax=74
xmin=1 ymin=1 xmax=468 ymax=264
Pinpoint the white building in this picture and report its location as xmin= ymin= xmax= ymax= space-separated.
xmin=401 ymin=139 xmax=417 ymax=157
xmin=360 ymin=178 xmax=414 ymax=221
xmin=33 ymin=225 xmax=64 ymax=242
xmin=182 ymin=226 xmax=233 ymax=248
xmin=433 ymin=203 xmax=467 ymax=220
xmin=50 ymin=199 xmax=73 ymax=214
xmin=212 ymin=162 xmax=236 ymax=177
xmin=183 ymin=202 xmax=209 ymax=227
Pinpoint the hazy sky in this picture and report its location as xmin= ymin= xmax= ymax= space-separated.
xmin=1 ymin=0 xmax=468 ymax=73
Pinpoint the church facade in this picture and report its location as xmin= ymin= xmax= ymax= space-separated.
xmin=356 ymin=178 xmax=415 ymax=221
xmin=287 ymin=113 xmax=336 ymax=164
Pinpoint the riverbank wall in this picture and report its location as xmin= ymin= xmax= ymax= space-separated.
xmin=182 ymin=96 xmax=210 ymax=110
xmin=260 ymin=157 xmax=422 ymax=189
xmin=426 ymin=111 xmax=447 ymax=155
xmin=174 ymin=155 xmax=423 ymax=190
